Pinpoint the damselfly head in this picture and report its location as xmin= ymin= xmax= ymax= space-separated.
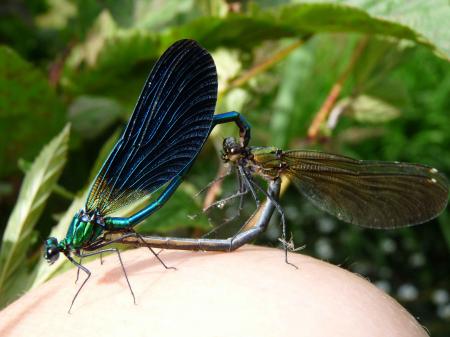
xmin=44 ymin=237 xmax=60 ymax=265
xmin=222 ymin=137 xmax=243 ymax=163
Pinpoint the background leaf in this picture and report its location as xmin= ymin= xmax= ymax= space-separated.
xmin=0 ymin=46 xmax=66 ymax=177
xmin=62 ymin=2 xmax=449 ymax=97
xmin=0 ymin=125 xmax=70 ymax=306
xmin=68 ymin=95 xmax=122 ymax=140
xmin=341 ymin=94 xmax=401 ymax=124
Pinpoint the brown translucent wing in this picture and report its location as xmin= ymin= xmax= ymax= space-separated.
xmin=281 ymin=150 xmax=449 ymax=229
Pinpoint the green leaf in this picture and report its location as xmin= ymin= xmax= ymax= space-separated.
xmin=0 ymin=125 xmax=70 ymax=307
xmin=342 ymin=95 xmax=401 ymax=124
xmin=62 ymin=2 xmax=448 ymax=100
xmin=0 ymin=46 xmax=66 ymax=177
xmin=340 ymin=0 xmax=450 ymax=60
xmin=273 ymin=1 xmax=448 ymax=59
xmin=64 ymin=10 xmax=118 ymax=70
xmin=62 ymin=9 xmax=160 ymax=91
xmin=35 ymin=0 xmax=76 ymax=29
xmin=68 ymin=95 xmax=122 ymax=139
xmin=174 ymin=2 xmax=447 ymax=57
xmin=133 ymin=0 xmax=197 ymax=29
xmin=271 ymin=45 xmax=313 ymax=147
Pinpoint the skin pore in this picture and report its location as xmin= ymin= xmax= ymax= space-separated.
xmin=0 ymin=245 xmax=428 ymax=337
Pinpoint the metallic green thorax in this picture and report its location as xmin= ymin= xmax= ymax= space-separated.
xmin=59 ymin=212 xmax=104 ymax=250
xmin=246 ymin=146 xmax=284 ymax=179
xmin=251 ymin=147 xmax=280 ymax=164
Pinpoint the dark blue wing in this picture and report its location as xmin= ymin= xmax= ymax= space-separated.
xmin=86 ymin=39 xmax=217 ymax=215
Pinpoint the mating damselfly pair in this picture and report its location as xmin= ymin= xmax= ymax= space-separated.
xmin=42 ymin=40 xmax=448 ymax=311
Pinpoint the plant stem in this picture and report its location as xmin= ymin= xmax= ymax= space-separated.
xmin=219 ymin=38 xmax=308 ymax=97
xmin=308 ymin=37 xmax=368 ymax=139
xmin=53 ymin=184 xmax=75 ymax=200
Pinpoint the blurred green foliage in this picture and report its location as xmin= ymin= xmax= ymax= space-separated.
xmin=0 ymin=0 xmax=449 ymax=335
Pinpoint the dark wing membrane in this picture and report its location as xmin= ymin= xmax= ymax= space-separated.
xmin=282 ymin=150 xmax=448 ymax=228
xmin=86 ymin=40 xmax=217 ymax=215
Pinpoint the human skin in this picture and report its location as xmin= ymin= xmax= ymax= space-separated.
xmin=0 ymin=245 xmax=427 ymax=337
